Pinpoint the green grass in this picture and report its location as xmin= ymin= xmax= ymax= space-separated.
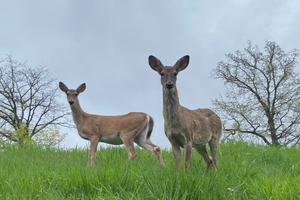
xmin=0 ymin=142 xmax=300 ymax=200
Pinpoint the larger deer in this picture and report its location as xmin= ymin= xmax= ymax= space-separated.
xmin=148 ymin=55 xmax=222 ymax=172
xmin=59 ymin=82 xmax=163 ymax=166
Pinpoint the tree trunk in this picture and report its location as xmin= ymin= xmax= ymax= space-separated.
xmin=268 ymin=117 xmax=280 ymax=146
xmin=271 ymin=133 xmax=280 ymax=146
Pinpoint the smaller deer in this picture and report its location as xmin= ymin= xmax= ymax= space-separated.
xmin=59 ymin=82 xmax=163 ymax=166
xmin=148 ymin=55 xmax=222 ymax=172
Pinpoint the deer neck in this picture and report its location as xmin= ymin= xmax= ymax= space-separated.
xmin=70 ymin=101 xmax=86 ymax=126
xmin=163 ymin=87 xmax=181 ymax=126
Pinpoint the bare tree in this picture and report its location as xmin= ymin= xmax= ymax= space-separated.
xmin=214 ymin=41 xmax=300 ymax=146
xmin=0 ymin=55 xmax=68 ymax=144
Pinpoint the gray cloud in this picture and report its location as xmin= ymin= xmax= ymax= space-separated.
xmin=1 ymin=0 xmax=299 ymax=148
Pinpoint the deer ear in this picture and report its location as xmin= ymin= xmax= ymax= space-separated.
xmin=148 ymin=55 xmax=163 ymax=74
xmin=59 ymin=82 xmax=69 ymax=93
xmin=174 ymin=55 xmax=189 ymax=72
xmin=76 ymin=83 xmax=86 ymax=93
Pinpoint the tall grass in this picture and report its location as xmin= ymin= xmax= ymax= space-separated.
xmin=0 ymin=142 xmax=300 ymax=199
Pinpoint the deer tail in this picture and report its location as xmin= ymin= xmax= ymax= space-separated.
xmin=146 ymin=115 xmax=154 ymax=139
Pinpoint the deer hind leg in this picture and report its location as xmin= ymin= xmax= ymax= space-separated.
xmin=209 ymin=139 xmax=219 ymax=169
xmin=120 ymin=135 xmax=137 ymax=161
xmin=134 ymin=116 xmax=164 ymax=165
xmin=147 ymin=140 xmax=164 ymax=165
xmin=135 ymin=138 xmax=164 ymax=165
xmin=194 ymin=144 xmax=214 ymax=173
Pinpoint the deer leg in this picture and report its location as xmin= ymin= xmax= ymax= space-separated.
xmin=195 ymin=145 xmax=214 ymax=173
xmin=88 ymin=137 xmax=99 ymax=167
xmin=136 ymin=139 xmax=164 ymax=165
xmin=121 ymin=136 xmax=137 ymax=161
xmin=209 ymin=139 xmax=218 ymax=169
xmin=184 ymin=141 xmax=192 ymax=171
xmin=171 ymin=143 xmax=181 ymax=170
xmin=147 ymin=141 xmax=164 ymax=166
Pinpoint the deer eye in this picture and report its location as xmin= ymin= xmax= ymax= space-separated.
xmin=160 ymin=72 xmax=165 ymax=76
xmin=174 ymin=72 xmax=178 ymax=76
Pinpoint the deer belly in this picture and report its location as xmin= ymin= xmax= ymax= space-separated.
xmin=193 ymin=133 xmax=212 ymax=145
xmin=100 ymin=134 xmax=123 ymax=145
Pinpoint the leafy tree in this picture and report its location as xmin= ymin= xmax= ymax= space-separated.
xmin=214 ymin=41 xmax=300 ymax=146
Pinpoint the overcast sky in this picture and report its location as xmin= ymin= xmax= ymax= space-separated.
xmin=1 ymin=0 xmax=300 ymax=149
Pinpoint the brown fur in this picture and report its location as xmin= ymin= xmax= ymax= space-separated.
xmin=59 ymin=82 xmax=164 ymax=166
xmin=149 ymin=55 xmax=222 ymax=172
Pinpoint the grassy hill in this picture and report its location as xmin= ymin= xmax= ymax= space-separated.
xmin=0 ymin=142 xmax=300 ymax=199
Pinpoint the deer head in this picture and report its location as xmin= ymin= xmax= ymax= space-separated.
xmin=59 ymin=82 xmax=86 ymax=106
xmin=148 ymin=55 xmax=189 ymax=91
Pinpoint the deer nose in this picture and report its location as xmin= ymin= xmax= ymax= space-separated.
xmin=69 ymin=100 xmax=74 ymax=105
xmin=166 ymin=83 xmax=174 ymax=89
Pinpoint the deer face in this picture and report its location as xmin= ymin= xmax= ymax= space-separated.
xmin=159 ymin=67 xmax=178 ymax=89
xmin=59 ymin=82 xmax=86 ymax=106
xmin=148 ymin=55 xmax=189 ymax=90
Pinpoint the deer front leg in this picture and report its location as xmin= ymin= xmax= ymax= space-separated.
xmin=171 ymin=143 xmax=181 ymax=171
xmin=88 ymin=137 xmax=99 ymax=167
xmin=184 ymin=141 xmax=192 ymax=171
